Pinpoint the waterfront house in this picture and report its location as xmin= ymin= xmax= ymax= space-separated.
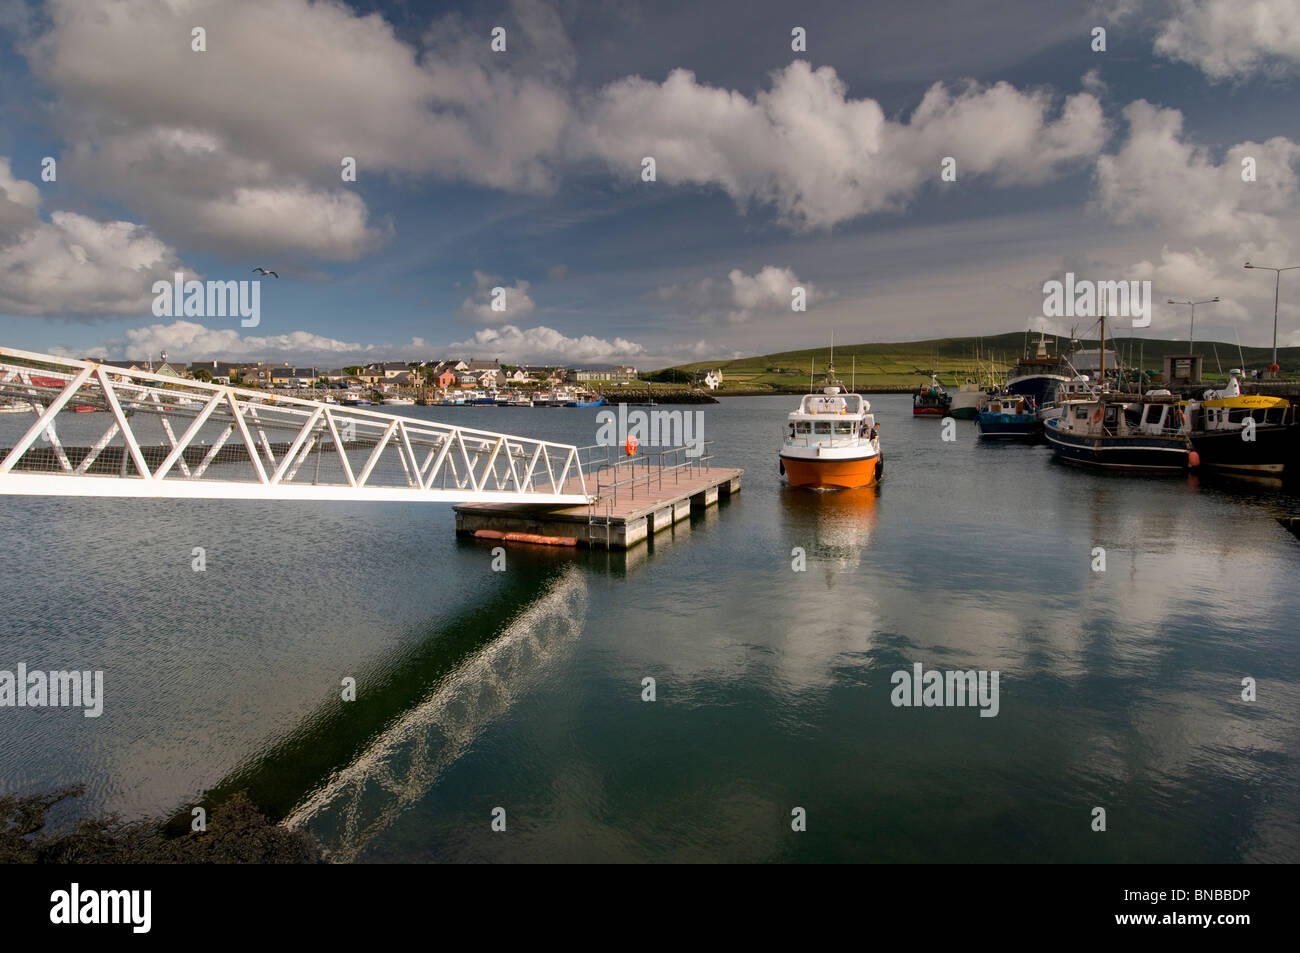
xmin=697 ymin=368 xmax=723 ymax=390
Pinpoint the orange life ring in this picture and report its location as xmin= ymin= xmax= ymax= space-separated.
xmin=625 ymin=434 xmax=638 ymax=455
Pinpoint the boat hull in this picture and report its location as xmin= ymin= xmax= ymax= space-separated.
xmin=949 ymin=406 xmax=979 ymax=420
xmin=977 ymin=413 xmax=1040 ymax=439
xmin=912 ymin=405 xmax=948 ymax=417
xmin=1045 ymin=424 xmax=1189 ymax=471
xmin=1188 ymin=424 xmax=1297 ymax=475
xmin=779 ymin=453 xmax=882 ymax=489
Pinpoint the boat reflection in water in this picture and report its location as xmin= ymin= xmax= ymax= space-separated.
xmin=780 ymin=483 xmax=880 ymax=584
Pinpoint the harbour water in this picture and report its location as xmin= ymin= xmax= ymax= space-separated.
xmin=2 ymin=395 xmax=1298 ymax=862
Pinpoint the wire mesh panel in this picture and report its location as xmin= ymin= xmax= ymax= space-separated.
xmin=0 ymin=347 xmax=590 ymax=504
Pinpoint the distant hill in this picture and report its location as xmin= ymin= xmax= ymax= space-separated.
xmin=663 ymin=332 xmax=1299 ymax=389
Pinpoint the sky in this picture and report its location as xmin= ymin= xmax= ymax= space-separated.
xmin=0 ymin=0 xmax=1298 ymax=369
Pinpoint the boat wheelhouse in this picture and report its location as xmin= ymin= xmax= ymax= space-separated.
xmin=780 ymin=366 xmax=882 ymax=489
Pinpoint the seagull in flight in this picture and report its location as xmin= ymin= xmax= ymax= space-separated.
xmin=252 ymin=267 xmax=279 ymax=278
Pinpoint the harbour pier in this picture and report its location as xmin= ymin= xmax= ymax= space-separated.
xmin=455 ymin=444 xmax=742 ymax=549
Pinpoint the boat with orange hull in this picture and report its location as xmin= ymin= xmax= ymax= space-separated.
xmin=779 ymin=360 xmax=882 ymax=489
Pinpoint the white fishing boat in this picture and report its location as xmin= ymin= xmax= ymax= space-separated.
xmin=382 ymin=396 xmax=415 ymax=405
xmin=0 ymin=400 xmax=33 ymax=414
xmin=779 ymin=357 xmax=882 ymax=489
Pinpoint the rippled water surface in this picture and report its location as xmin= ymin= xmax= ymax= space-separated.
xmin=2 ymin=396 xmax=1298 ymax=862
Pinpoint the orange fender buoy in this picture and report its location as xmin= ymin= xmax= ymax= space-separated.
xmin=1188 ymin=450 xmax=1200 ymax=468
xmin=625 ymin=434 xmax=638 ymax=455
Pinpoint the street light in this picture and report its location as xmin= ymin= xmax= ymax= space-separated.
xmin=1166 ymin=296 xmax=1219 ymax=350
xmin=1244 ymin=261 xmax=1300 ymax=372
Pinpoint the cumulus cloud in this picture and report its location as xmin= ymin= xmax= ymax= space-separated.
xmin=1153 ymin=0 xmax=1300 ymax=79
xmin=1088 ymin=102 xmax=1300 ymax=342
xmin=446 ymin=324 xmax=648 ymax=364
xmin=25 ymin=0 xmax=570 ymax=259
xmin=0 ymin=156 xmax=189 ymax=315
xmin=460 ymin=270 xmax=536 ymax=323
xmin=582 ymin=62 xmax=1106 ymax=229
xmin=87 ymin=320 xmax=379 ymax=361
xmin=656 ymin=265 xmax=823 ymax=323
xmin=1094 ymin=101 xmax=1300 ymax=244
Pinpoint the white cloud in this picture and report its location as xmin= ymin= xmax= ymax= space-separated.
xmin=1094 ymin=101 xmax=1300 ymax=245
xmin=656 ymin=265 xmax=823 ymax=323
xmin=1088 ymin=101 xmax=1300 ymax=343
xmin=582 ymin=62 xmax=1106 ymax=229
xmin=1153 ymin=0 xmax=1300 ymax=79
xmin=0 ymin=157 xmax=189 ymax=315
xmin=446 ymin=323 xmax=654 ymax=364
xmin=90 ymin=320 xmax=378 ymax=361
xmin=26 ymin=0 xmax=571 ymax=258
xmin=461 ymin=270 xmax=536 ymax=323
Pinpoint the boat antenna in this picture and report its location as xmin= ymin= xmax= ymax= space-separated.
xmin=852 ymin=354 xmax=856 ymax=392
xmin=809 ymin=357 xmax=814 ymax=394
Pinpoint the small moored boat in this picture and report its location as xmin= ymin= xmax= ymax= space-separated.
xmin=977 ymin=393 xmax=1040 ymax=439
xmin=913 ymin=375 xmax=951 ymax=416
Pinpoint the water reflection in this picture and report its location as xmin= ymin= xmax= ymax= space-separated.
xmin=779 ymin=484 xmax=879 ymax=585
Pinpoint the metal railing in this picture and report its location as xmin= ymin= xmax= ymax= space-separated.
xmin=578 ymin=441 xmax=714 ymax=509
xmin=0 ymin=346 xmax=591 ymax=504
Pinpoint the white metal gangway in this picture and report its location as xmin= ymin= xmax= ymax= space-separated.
xmin=0 ymin=346 xmax=591 ymax=504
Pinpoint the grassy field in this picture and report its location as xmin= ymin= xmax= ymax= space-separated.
xmin=664 ymin=331 xmax=1300 ymax=391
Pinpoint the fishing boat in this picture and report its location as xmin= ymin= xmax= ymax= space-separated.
xmin=1184 ymin=370 xmax=1294 ymax=475
xmin=0 ymin=400 xmax=32 ymax=414
xmin=1005 ymin=328 xmax=1072 ymax=408
xmin=381 ymin=396 xmax=415 ymax=405
xmin=976 ymin=393 xmax=1040 ymax=439
xmin=341 ymin=394 xmax=372 ymax=406
xmin=1045 ymin=391 xmax=1192 ymax=470
xmin=565 ymin=392 xmax=606 ymax=408
xmin=912 ymin=375 xmax=951 ymax=416
xmin=948 ymin=379 xmax=987 ymax=420
xmin=779 ymin=359 xmax=882 ymax=489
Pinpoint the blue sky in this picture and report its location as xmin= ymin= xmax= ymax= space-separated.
xmin=1 ymin=0 xmax=1299 ymax=368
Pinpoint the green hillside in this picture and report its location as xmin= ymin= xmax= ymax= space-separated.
xmin=665 ymin=331 xmax=1299 ymax=390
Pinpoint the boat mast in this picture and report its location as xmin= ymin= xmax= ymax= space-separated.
xmin=1099 ymin=311 xmax=1106 ymax=392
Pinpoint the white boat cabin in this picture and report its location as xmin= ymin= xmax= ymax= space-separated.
xmin=786 ymin=388 xmax=876 ymax=447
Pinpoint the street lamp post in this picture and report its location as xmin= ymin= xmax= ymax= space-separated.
xmin=1166 ymin=296 xmax=1220 ymax=351
xmin=1244 ymin=261 xmax=1300 ymax=373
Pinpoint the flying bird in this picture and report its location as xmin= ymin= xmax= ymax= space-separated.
xmin=252 ymin=267 xmax=279 ymax=278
